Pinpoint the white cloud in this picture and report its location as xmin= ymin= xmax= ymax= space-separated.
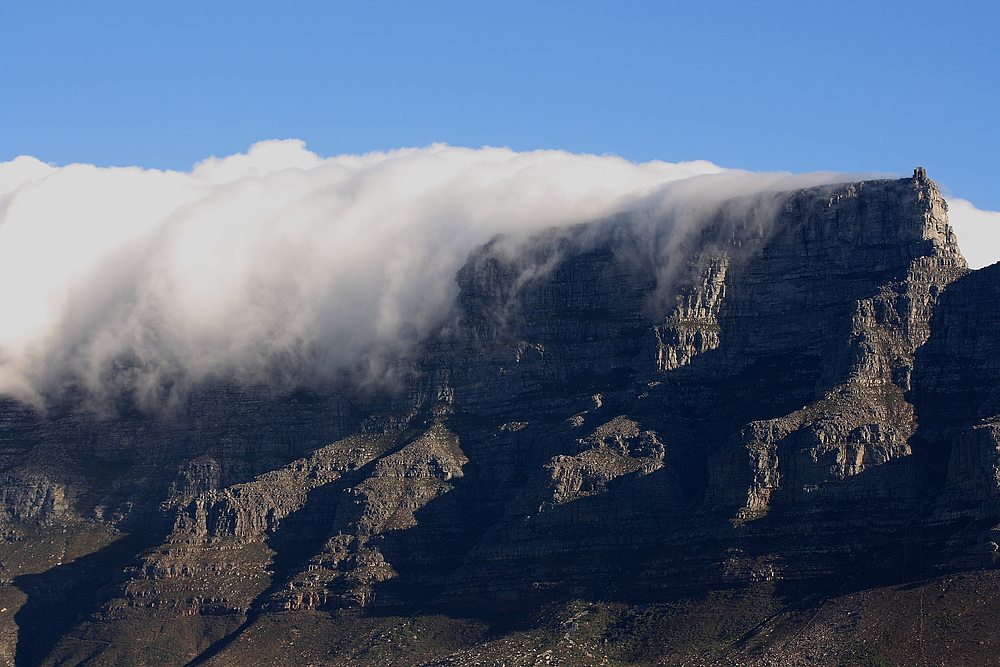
xmin=0 ymin=141 xmax=875 ymax=407
xmin=947 ymin=198 xmax=1000 ymax=270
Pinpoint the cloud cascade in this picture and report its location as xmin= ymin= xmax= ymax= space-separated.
xmin=3 ymin=140 xmax=982 ymax=407
xmin=945 ymin=198 xmax=1000 ymax=270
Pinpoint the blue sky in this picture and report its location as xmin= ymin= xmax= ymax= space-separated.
xmin=1 ymin=0 xmax=997 ymax=208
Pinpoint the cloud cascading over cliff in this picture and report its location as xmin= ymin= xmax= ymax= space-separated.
xmin=0 ymin=141 xmax=979 ymax=406
xmin=2 ymin=156 xmax=999 ymax=666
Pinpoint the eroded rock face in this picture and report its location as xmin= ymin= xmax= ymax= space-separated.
xmin=2 ymin=172 xmax=999 ymax=663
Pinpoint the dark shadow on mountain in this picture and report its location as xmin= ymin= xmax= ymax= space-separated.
xmin=13 ymin=530 xmax=161 ymax=667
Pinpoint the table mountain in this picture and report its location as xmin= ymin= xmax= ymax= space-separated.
xmin=2 ymin=170 xmax=998 ymax=666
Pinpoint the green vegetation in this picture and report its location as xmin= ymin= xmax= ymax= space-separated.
xmin=840 ymin=642 xmax=895 ymax=667
xmin=9 ymin=568 xmax=1000 ymax=665
xmin=41 ymin=611 xmax=248 ymax=667
xmin=594 ymin=584 xmax=783 ymax=664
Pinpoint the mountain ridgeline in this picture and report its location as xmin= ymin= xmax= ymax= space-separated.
xmin=2 ymin=171 xmax=999 ymax=666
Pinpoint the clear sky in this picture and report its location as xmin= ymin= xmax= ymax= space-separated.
xmin=1 ymin=0 xmax=997 ymax=209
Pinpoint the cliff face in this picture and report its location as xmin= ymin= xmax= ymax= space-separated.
xmin=912 ymin=261 xmax=1000 ymax=522
xmin=1 ymin=172 xmax=998 ymax=666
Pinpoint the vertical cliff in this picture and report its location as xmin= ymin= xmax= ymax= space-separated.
xmin=911 ymin=260 xmax=1000 ymax=532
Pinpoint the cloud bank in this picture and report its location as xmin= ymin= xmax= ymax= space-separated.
xmin=0 ymin=141 xmax=934 ymax=407
xmin=945 ymin=199 xmax=1000 ymax=270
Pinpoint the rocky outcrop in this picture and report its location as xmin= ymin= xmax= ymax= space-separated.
xmin=655 ymin=254 xmax=728 ymax=371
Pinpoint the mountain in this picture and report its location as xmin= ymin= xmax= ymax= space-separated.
xmin=1 ymin=170 xmax=998 ymax=666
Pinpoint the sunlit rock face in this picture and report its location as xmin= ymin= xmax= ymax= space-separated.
xmin=5 ymin=172 xmax=1000 ymax=664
